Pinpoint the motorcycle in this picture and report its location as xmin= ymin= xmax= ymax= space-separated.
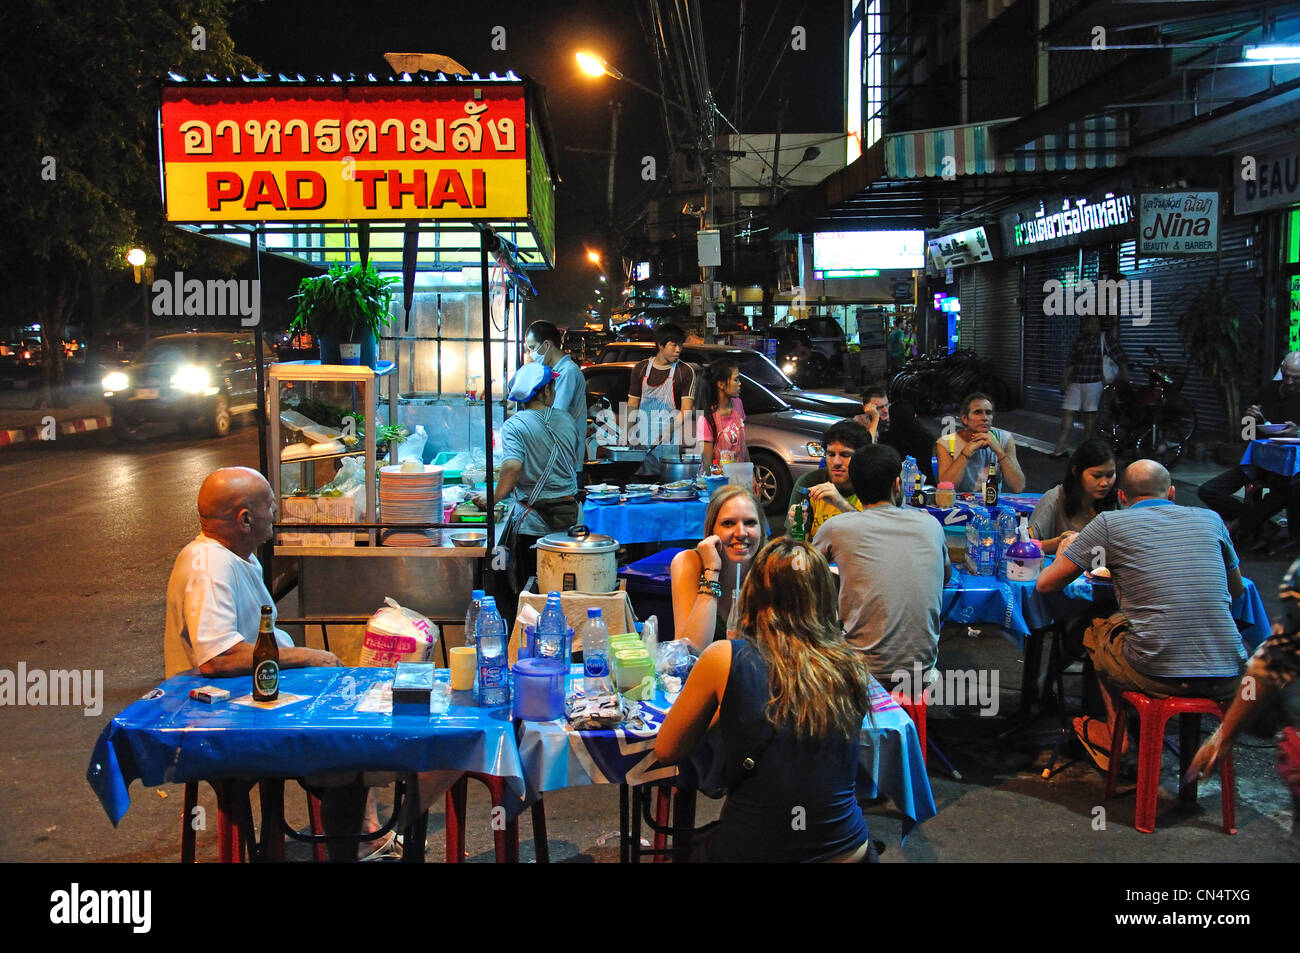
xmin=1097 ymin=345 xmax=1198 ymax=467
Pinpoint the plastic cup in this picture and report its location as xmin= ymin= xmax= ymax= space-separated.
xmin=449 ymin=646 xmax=477 ymax=691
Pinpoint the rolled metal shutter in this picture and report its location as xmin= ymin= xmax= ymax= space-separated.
xmin=1115 ymin=218 xmax=1261 ymax=439
xmin=1022 ymin=249 xmax=1089 ymax=414
xmin=957 ymin=261 xmax=1024 ymax=407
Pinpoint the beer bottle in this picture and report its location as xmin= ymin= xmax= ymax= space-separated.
xmin=252 ymin=605 xmax=280 ymax=702
xmin=983 ymin=462 xmax=999 ymax=506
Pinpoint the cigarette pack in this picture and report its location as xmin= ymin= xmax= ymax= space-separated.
xmin=189 ymin=685 xmax=230 ymax=704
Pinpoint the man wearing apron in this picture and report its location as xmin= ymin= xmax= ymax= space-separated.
xmin=627 ymin=322 xmax=695 ymax=464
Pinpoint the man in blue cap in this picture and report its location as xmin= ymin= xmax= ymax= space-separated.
xmin=474 ymin=361 xmax=580 ymax=597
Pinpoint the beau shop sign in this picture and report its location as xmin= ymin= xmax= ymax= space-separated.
xmin=1234 ymin=143 xmax=1300 ymax=216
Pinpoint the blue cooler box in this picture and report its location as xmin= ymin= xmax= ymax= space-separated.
xmin=617 ymin=548 xmax=684 ymax=641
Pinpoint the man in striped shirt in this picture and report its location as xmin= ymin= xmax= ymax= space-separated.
xmin=1037 ymin=459 xmax=1246 ymax=763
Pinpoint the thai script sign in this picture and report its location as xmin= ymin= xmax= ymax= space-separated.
xmin=1137 ymin=191 xmax=1219 ymax=255
xmin=160 ymin=84 xmax=529 ymax=222
xmin=1000 ymin=192 xmax=1134 ymax=256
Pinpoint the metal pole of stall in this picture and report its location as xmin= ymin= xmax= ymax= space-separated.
xmin=480 ymin=228 xmax=495 ymax=563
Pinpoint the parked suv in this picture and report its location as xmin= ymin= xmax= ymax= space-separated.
xmin=103 ymin=331 xmax=274 ymax=439
xmin=596 ymin=341 xmax=860 ymax=418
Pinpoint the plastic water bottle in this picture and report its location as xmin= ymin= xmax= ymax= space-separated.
xmin=463 ymin=589 xmax=484 ymax=650
xmin=537 ymin=591 xmax=569 ymax=662
xmin=901 ymin=456 xmax=921 ymax=506
xmin=581 ymin=608 xmax=611 ymax=695
xmin=966 ymin=511 xmax=998 ymax=576
xmin=475 ymin=596 xmax=510 ymax=707
xmin=996 ymin=508 xmax=1019 ymax=567
xmin=930 ymin=454 xmax=940 ymax=485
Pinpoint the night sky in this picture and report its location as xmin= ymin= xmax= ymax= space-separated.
xmin=226 ymin=0 xmax=844 ymax=321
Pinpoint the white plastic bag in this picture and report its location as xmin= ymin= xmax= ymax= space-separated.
xmin=397 ymin=424 xmax=428 ymax=463
xmin=360 ymin=597 xmax=440 ymax=667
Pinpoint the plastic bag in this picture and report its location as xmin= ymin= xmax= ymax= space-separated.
xmin=656 ymin=639 xmax=696 ymax=679
xmin=360 ymin=597 xmax=440 ymax=667
xmin=397 ymin=424 xmax=428 ymax=463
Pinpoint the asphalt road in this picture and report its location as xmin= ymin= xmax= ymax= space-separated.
xmin=1 ymin=424 xmax=1297 ymax=863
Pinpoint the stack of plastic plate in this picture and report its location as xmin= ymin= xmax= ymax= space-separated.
xmin=379 ymin=464 xmax=443 ymax=547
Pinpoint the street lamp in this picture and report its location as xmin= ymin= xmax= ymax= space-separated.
xmin=127 ymin=247 xmax=151 ymax=338
xmin=586 ymin=249 xmax=601 ymax=267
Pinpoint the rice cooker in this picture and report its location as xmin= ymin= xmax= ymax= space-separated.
xmin=534 ymin=525 xmax=619 ymax=593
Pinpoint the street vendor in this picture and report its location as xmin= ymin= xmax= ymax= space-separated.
xmin=627 ymin=322 xmax=694 ymax=459
xmin=524 ymin=320 xmax=588 ymax=481
xmin=475 ymin=361 xmax=580 ymax=599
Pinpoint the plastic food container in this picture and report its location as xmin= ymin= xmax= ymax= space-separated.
xmin=936 ymin=482 xmax=956 ymax=508
xmin=512 ymin=657 xmax=568 ymax=721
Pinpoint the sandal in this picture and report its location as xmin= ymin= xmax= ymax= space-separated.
xmin=358 ymin=830 xmax=401 ymax=862
xmin=1073 ymin=716 xmax=1127 ymax=773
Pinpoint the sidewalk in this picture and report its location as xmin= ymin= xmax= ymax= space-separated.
xmin=0 ymin=383 xmax=111 ymax=448
xmin=978 ymin=407 xmax=1226 ymax=489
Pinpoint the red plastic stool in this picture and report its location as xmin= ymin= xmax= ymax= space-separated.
xmin=1103 ymin=691 xmax=1236 ymax=834
xmin=444 ymin=772 xmax=549 ymax=863
xmin=892 ymin=693 xmax=927 ymax=765
xmin=180 ymin=780 xmax=252 ymax=862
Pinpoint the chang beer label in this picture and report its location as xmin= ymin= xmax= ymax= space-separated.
xmin=253 ymin=659 xmax=279 ymax=697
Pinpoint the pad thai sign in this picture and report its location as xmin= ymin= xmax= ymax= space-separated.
xmin=160 ymin=85 xmax=528 ymax=222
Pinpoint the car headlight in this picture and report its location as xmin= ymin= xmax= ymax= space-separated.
xmin=805 ymin=441 xmax=825 ymax=458
xmin=171 ymin=365 xmax=211 ymax=394
xmin=782 ymin=362 xmax=796 ymax=374
xmin=102 ymin=371 xmax=129 ymax=393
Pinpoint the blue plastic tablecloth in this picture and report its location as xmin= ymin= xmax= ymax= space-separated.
xmin=516 ymin=670 xmax=936 ymax=841
xmin=1241 ymin=439 xmax=1300 ymax=478
xmin=923 ymin=493 xmax=1041 ymax=528
xmin=582 ymin=498 xmax=708 ymax=544
xmin=941 ymin=565 xmax=1271 ymax=652
xmin=87 ymin=668 xmax=523 ymax=826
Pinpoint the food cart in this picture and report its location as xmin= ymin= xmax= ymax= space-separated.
xmin=157 ymin=70 xmax=558 ymax=647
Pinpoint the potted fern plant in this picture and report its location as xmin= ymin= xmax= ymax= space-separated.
xmin=1177 ymin=273 xmax=1252 ymax=449
xmin=290 ymin=261 xmax=397 ymax=367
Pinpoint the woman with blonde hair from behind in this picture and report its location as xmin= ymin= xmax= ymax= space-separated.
xmin=656 ymin=537 xmax=877 ymax=862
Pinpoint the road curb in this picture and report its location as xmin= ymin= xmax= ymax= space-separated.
xmin=0 ymin=415 xmax=111 ymax=448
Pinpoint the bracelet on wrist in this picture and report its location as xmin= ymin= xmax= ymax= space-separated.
xmin=698 ymin=577 xmax=722 ymax=598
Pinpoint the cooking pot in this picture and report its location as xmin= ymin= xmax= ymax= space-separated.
xmin=535 ymin=525 xmax=619 ymax=593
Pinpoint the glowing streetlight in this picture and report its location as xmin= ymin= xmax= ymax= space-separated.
xmin=586 ymin=249 xmax=601 ymax=266
xmin=575 ymin=51 xmax=620 ymax=80
xmin=126 ymin=248 xmax=146 ymax=267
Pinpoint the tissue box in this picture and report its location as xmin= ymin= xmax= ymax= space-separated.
xmin=392 ymin=662 xmax=435 ymax=718
xmin=279 ymin=495 xmax=354 ymax=547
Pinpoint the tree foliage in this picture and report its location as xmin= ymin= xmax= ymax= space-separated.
xmin=0 ymin=0 xmax=258 ymax=398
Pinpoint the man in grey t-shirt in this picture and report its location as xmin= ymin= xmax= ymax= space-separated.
xmin=813 ymin=444 xmax=950 ymax=693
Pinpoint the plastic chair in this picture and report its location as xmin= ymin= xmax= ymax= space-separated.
xmin=1103 ymin=690 xmax=1236 ymax=834
xmin=891 ymin=690 xmax=962 ymax=779
xmin=442 ymin=772 xmax=549 ymax=863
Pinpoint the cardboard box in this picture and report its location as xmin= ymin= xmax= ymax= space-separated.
xmin=279 ymin=495 xmax=355 ymax=547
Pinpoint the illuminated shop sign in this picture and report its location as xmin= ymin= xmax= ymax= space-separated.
xmin=1137 ymin=191 xmax=1219 ymax=255
xmin=927 ymin=226 xmax=994 ymax=270
xmin=160 ymin=84 xmax=531 ymax=223
xmin=1000 ymin=193 xmax=1134 ymax=257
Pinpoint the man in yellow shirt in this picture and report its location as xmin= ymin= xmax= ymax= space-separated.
xmin=787 ymin=420 xmax=873 ymax=537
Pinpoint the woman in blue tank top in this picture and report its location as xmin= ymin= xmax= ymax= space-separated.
xmin=656 ymin=538 xmax=876 ymax=862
